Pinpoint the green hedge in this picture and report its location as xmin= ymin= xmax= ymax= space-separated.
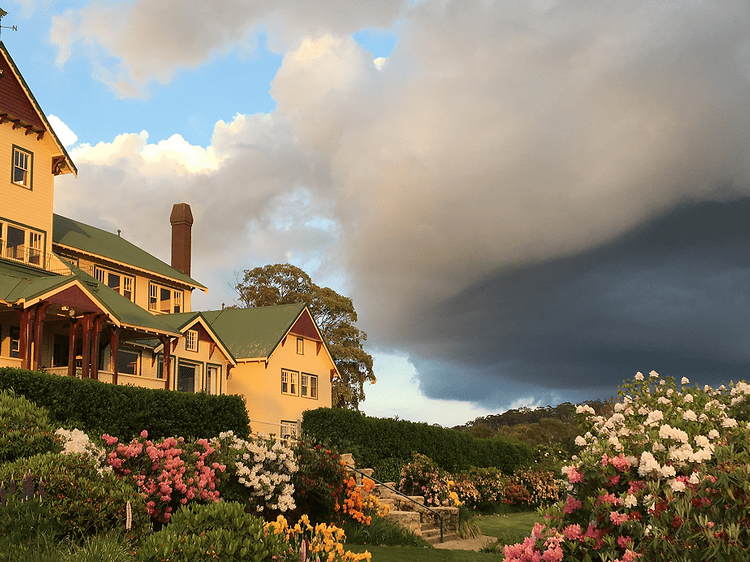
xmin=0 ymin=368 xmax=249 ymax=440
xmin=301 ymin=408 xmax=533 ymax=474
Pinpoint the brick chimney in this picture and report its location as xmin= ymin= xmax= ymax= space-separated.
xmin=170 ymin=203 xmax=193 ymax=276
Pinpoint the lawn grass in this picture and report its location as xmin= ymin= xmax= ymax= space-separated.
xmin=346 ymin=545 xmax=501 ymax=561
xmin=476 ymin=511 xmax=542 ymax=541
xmin=345 ymin=512 xmax=543 ymax=560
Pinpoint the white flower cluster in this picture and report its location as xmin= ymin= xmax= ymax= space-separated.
xmin=55 ymin=427 xmax=111 ymax=474
xmin=573 ymin=373 xmax=750 ymax=486
xmin=218 ymin=431 xmax=297 ymax=512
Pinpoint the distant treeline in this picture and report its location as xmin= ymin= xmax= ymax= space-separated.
xmin=455 ymin=400 xmax=610 ymax=431
xmin=453 ymin=400 xmax=611 ymax=456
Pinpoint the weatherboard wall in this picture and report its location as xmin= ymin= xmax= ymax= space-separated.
xmin=228 ymin=330 xmax=333 ymax=434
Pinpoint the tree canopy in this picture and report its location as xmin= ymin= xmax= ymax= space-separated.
xmin=235 ymin=264 xmax=375 ymax=410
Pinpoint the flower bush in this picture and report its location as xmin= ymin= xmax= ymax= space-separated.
xmin=56 ymin=427 xmax=110 ymax=473
xmin=293 ymin=442 xmax=350 ymax=525
xmin=504 ymin=372 xmax=750 ymax=562
xmin=342 ymin=476 xmax=389 ymax=525
xmin=265 ymin=513 xmax=372 ymax=562
xmin=398 ymin=453 xmax=460 ymax=507
xmin=213 ymin=430 xmax=297 ymax=515
xmin=103 ymin=430 xmax=225 ymax=523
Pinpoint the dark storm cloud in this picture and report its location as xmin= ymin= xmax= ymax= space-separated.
xmin=408 ymin=199 xmax=750 ymax=409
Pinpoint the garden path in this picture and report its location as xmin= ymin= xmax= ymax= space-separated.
xmin=432 ymin=535 xmax=496 ymax=551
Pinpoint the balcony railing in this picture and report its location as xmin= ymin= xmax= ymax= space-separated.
xmin=0 ymin=241 xmax=44 ymax=268
xmin=0 ymin=242 xmax=78 ymax=276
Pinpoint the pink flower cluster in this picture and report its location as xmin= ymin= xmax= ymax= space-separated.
xmin=102 ymin=430 xmax=226 ymax=523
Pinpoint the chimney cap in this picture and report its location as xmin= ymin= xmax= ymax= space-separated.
xmin=170 ymin=203 xmax=193 ymax=226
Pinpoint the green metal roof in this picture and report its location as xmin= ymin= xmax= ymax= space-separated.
xmin=0 ymin=260 xmax=73 ymax=303
xmin=0 ymin=259 xmax=178 ymax=336
xmin=156 ymin=311 xmax=236 ymax=363
xmin=201 ymin=303 xmax=307 ymax=360
xmin=64 ymin=262 xmax=180 ymax=335
xmin=52 ymin=214 xmax=206 ymax=291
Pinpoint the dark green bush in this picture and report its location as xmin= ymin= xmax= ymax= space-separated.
xmin=0 ymin=390 xmax=62 ymax=463
xmin=0 ymin=368 xmax=249 ymax=440
xmin=0 ymin=452 xmax=149 ymax=545
xmin=302 ymin=408 xmax=533 ymax=473
xmin=342 ymin=514 xmax=431 ymax=547
xmin=137 ymin=502 xmax=290 ymax=562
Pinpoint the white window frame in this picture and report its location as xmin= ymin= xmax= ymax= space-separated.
xmin=185 ymin=329 xmax=198 ymax=352
xmin=205 ymin=364 xmax=220 ymax=395
xmin=12 ymin=146 xmax=32 ymax=188
xmin=94 ymin=266 xmax=135 ymax=301
xmin=296 ymin=337 xmax=304 ymax=355
xmin=301 ymin=373 xmax=319 ymax=399
xmin=148 ymin=282 xmax=183 ymax=313
xmin=0 ymin=221 xmax=45 ymax=268
xmin=281 ymin=369 xmax=299 ymax=395
xmin=280 ymin=420 xmax=298 ymax=439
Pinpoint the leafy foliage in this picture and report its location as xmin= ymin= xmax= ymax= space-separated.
xmin=137 ymin=502 xmax=290 ymax=562
xmin=235 ymin=263 xmax=375 ymax=409
xmin=0 ymin=452 xmax=149 ymax=545
xmin=302 ymin=407 xmax=533 ymax=473
xmin=0 ymin=367 xmax=249 ymax=440
xmin=0 ymin=390 xmax=62 ymax=463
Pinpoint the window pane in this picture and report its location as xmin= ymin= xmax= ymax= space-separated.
xmin=149 ymin=283 xmax=157 ymax=310
xmin=9 ymin=326 xmax=20 ymax=358
xmin=6 ymin=226 xmax=24 ymax=260
xmin=117 ymin=348 xmax=139 ymax=375
xmin=107 ymin=273 xmax=120 ymax=292
xmin=160 ymin=287 xmax=171 ymax=313
xmin=13 ymin=149 xmax=29 ymax=186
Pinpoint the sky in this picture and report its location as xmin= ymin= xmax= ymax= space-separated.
xmin=5 ymin=0 xmax=750 ymax=427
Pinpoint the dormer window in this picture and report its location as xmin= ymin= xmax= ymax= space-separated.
xmin=12 ymin=146 xmax=32 ymax=188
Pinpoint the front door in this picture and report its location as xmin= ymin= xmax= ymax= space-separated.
xmin=177 ymin=363 xmax=195 ymax=393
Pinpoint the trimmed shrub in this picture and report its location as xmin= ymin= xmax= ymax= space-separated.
xmin=0 ymin=390 xmax=62 ymax=462
xmin=0 ymin=452 xmax=149 ymax=545
xmin=302 ymin=407 xmax=533 ymax=473
xmin=137 ymin=501 xmax=290 ymax=562
xmin=0 ymin=367 xmax=249 ymax=440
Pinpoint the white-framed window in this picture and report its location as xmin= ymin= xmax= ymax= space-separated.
xmin=301 ymin=373 xmax=318 ymax=399
xmin=281 ymin=369 xmax=299 ymax=395
xmin=0 ymin=222 xmax=45 ymax=268
xmin=296 ymin=337 xmax=304 ymax=355
xmin=185 ymin=329 xmax=198 ymax=352
xmin=280 ymin=420 xmax=298 ymax=439
xmin=205 ymin=364 xmax=220 ymax=395
xmin=149 ymin=282 xmax=183 ymax=313
xmin=94 ymin=266 xmax=135 ymax=301
xmin=28 ymin=232 xmax=42 ymax=266
xmin=12 ymin=146 xmax=32 ymax=188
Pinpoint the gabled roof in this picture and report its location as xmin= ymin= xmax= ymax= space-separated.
xmin=0 ymin=259 xmax=179 ymax=337
xmin=0 ymin=41 xmax=76 ymax=176
xmin=0 ymin=260 xmax=73 ymax=304
xmin=53 ymin=214 xmax=207 ymax=292
xmin=64 ymin=262 xmax=180 ymax=335
xmin=201 ymin=303 xmax=320 ymax=360
xmin=156 ymin=311 xmax=236 ymax=365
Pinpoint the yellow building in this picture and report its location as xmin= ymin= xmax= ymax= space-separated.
xmin=0 ymin=40 xmax=335 ymax=430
